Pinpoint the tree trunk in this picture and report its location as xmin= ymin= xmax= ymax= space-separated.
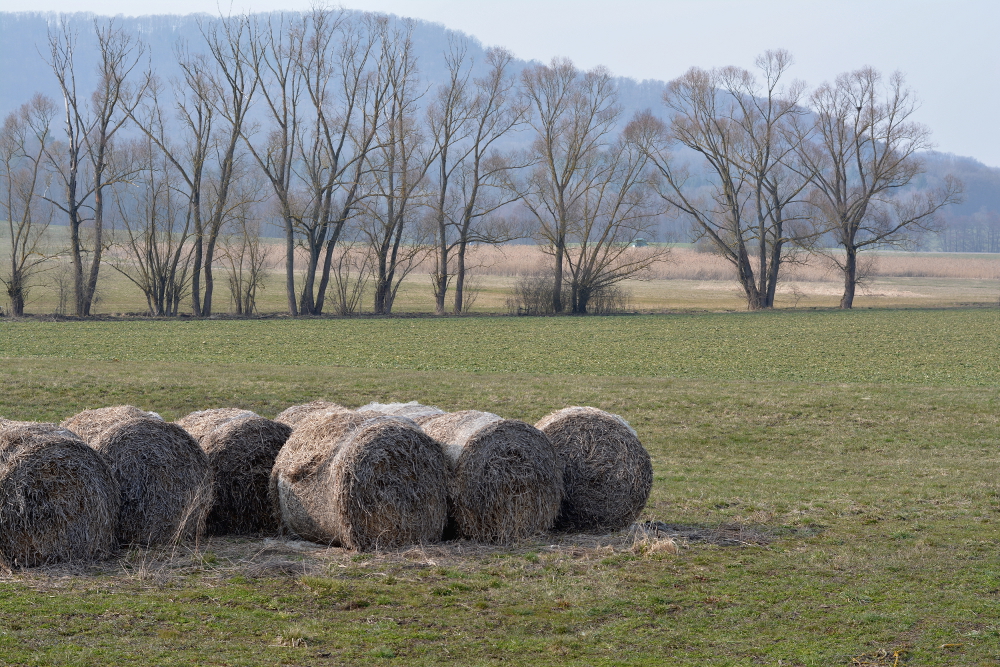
xmin=203 ymin=234 xmax=218 ymax=316
xmin=191 ymin=232 xmax=203 ymax=316
xmin=734 ymin=247 xmax=765 ymax=311
xmin=452 ymin=240 xmax=467 ymax=315
xmin=434 ymin=241 xmax=448 ymax=316
xmin=284 ymin=215 xmax=298 ymax=316
xmin=8 ymin=270 xmax=25 ymax=316
xmin=841 ymin=245 xmax=857 ymax=309
xmin=552 ymin=240 xmax=564 ymax=314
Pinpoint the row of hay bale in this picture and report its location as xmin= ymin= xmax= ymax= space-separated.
xmin=0 ymin=401 xmax=652 ymax=566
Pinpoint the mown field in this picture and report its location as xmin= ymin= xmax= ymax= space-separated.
xmin=1 ymin=309 xmax=1000 ymax=665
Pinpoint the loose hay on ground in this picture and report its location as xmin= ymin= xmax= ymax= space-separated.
xmin=178 ymin=408 xmax=292 ymax=536
xmin=61 ymin=405 xmax=162 ymax=443
xmin=274 ymin=401 xmax=348 ymax=428
xmin=91 ymin=417 xmax=213 ymax=546
xmin=420 ymin=410 xmax=563 ymax=544
xmin=270 ymin=411 xmax=448 ymax=551
xmin=0 ymin=424 xmax=120 ymax=567
xmin=536 ymin=406 xmax=652 ymax=532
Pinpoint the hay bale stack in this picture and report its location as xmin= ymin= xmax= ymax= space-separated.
xmin=357 ymin=401 xmax=445 ymax=424
xmin=61 ymin=405 xmax=162 ymax=443
xmin=535 ymin=406 xmax=652 ymax=531
xmin=420 ymin=410 xmax=563 ymax=544
xmin=91 ymin=418 xmax=212 ymax=546
xmin=270 ymin=411 xmax=448 ymax=550
xmin=0 ymin=424 xmax=119 ymax=566
xmin=0 ymin=419 xmax=83 ymax=441
xmin=176 ymin=408 xmax=259 ymax=439
xmin=275 ymin=400 xmax=348 ymax=428
xmin=177 ymin=408 xmax=291 ymax=535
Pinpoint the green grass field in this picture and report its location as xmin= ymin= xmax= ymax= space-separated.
xmin=2 ymin=309 xmax=1000 ymax=665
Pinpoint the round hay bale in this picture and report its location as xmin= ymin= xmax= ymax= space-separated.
xmin=91 ymin=417 xmax=213 ymax=546
xmin=535 ymin=406 xmax=652 ymax=532
xmin=275 ymin=400 xmax=348 ymax=428
xmin=176 ymin=408 xmax=260 ymax=439
xmin=0 ymin=419 xmax=83 ymax=441
xmin=357 ymin=401 xmax=445 ymax=424
xmin=178 ymin=409 xmax=292 ymax=536
xmin=0 ymin=425 xmax=120 ymax=567
xmin=421 ymin=410 xmax=563 ymax=544
xmin=270 ymin=411 xmax=448 ymax=551
xmin=61 ymin=405 xmax=162 ymax=444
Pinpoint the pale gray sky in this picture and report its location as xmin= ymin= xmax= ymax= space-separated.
xmin=4 ymin=0 xmax=998 ymax=166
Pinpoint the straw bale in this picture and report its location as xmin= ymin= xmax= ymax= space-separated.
xmin=0 ymin=425 xmax=119 ymax=567
xmin=420 ymin=410 xmax=563 ymax=544
xmin=535 ymin=406 xmax=652 ymax=531
xmin=178 ymin=409 xmax=292 ymax=535
xmin=0 ymin=419 xmax=83 ymax=441
xmin=176 ymin=408 xmax=259 ymax=440
xmin=356 ymin=401 xmax=445 ymax=424
xmin=61 ymin=405 xmax=162 ymax=444
xmin=91 ymin=417 xmax=213 ymax=546
xmin=274 ymin=401 xmax=349 ymax=428
xmin=271 ymin=411 xmax=448 ymax=551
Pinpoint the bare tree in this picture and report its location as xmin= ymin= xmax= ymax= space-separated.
xmin=519 ymin=58 xmax=663 ymax=313
xmin=630 ymin=50 xmax=815 ymax=310
xmin=292 ymin=9 xmax=385 ymax=315
xmin=219 ymin=194 xmax=269 ymax=316
xmin=357 ymin=18 xmax=434 ymax=315
xmin=182 ymin=15 xmax=259 ymax=316
xmin=801 ymin=67 xmax=962 ymax=308
xmin=243 ymin=12 xmax=305 ymax=316
xmin=108 ymin=137 xmax=192 ymax=316
xmin=519 ymin=58 xmax=620 ymax=313
xmin=561 ymin=133 xmax=666 ymax=313
xmin=129 ymin=16 xmax=257 ymax=316
xmin=45 ymin=19 xmax=146 ymax=316
xmin=0 ymin=94 xmax=57 ymax=316
xmin=426 ymin=42 xmax=526 ymax=315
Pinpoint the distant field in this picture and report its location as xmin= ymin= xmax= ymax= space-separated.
xmin=2 ymin=309 xmax=1000 ymax=665
xmin=3 ymin=238 xmax=1000 ymax=314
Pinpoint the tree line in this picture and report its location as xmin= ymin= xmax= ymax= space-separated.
xmin=0 ymin=10 xmax=961 ymax=317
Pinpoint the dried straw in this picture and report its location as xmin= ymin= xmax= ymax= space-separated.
xmin=271 ymin=411 xmax=448 ymax=551
xmin=178 ymin=408 xmax=291 ymax=535
xmin=356 ymin=401 xmax=445 ymax=424
xmin=176 ymin=408 xmax=259 ymax=439
xmin=0 ymin=419 xmax=84 ymax=441
xmin=421 ymin=410 xmax=563 ymax=544
xmin=275 ymin=400 xmax=348 ymax=428
xmin=0 ymin=423 xmax=120 ymax=567
xmin=91 ymin=417 xmax=213 ymax=546
xmin=60 ymin=405 xmax=162 ymax=444
xmin=535 ymin=407 xmax=652 ymax=532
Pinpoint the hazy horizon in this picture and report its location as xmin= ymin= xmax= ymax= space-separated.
xmin=1 ymin=1 xmax=998 ymax=167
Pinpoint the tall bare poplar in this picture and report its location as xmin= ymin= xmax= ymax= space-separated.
xmin=293 ymin=9 xmax=385 ymax=315
xmin=0 ymin=94 xmax=57 ymax=316
xmin=45 ymin=19 xmax=145 ymax=316
xmin=426 ymin=42 xmax=526 ymax=315
xmin=244 ymin=12 xmax=304 ymax=316
xmin=358 ymin=17 xmax=434 ymax=315
xmin=519 ymin=58 xmax=620 ymax=313
xmin=801 ymin=67 xmax=962 ymax=308
xmin=631 ymin=50 xmax=814 ymax=310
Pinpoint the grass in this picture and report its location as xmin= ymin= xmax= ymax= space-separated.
xmin=1 ymin=308 xmax=1000 ymax=664
xmin=2 ymin=309 xmax=1000 ymax=386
